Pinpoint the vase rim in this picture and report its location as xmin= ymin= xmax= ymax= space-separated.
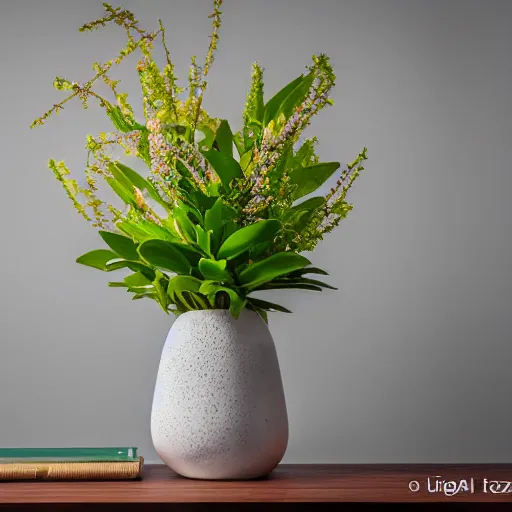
xmin=173 ymin=309 xmax=258 ymax=319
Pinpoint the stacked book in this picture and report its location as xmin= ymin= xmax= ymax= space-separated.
xmin=0 ymin=447 xmax=143 ymax=481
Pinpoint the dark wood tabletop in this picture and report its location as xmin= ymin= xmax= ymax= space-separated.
xmin=2 ymin=464 xmax=512 ymax=509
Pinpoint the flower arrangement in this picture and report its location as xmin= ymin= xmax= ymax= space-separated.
xmin=32 ymin=1 xmax=368 ymax=321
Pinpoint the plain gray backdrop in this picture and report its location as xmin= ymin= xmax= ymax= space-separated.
xmin=0 ymin=0 xmax=511 ymax=463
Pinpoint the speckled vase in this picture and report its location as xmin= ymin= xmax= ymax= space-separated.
xmin=150 ymin=309 xmax=289 ymax=480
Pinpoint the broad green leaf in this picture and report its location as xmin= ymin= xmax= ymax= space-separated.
xmin=168 ymin=275 xmax=202 ymax=296
xmin=110 ymin=162 xmax=169 ymax=209
xmin=198 ymin=258 xmax=232 ymax=282
xmin=277 ymin=72 xmax=315 ymax=120
xmin=217 ymin=220 xmax=280 ymax=260
xmin=239 ymin=252 xmax=310 ymax=289
xmin=199 ymin=282 xmax=246 ymax=319
xmin=263 ymin=74 xmax=304 ymax=125
xmin=204 ymin=198 xmax=236 ymax=252
xmin=195 ymin=226 xmax=211 ymax=256
xmin=105 ymin=177 xmax=137 ymax=207
xmin=76 ymin=249 xmax=118 ymax=270
xmin=202 ymin=149 xmax=242 ymax=188
xmin=177 ymin=197 xmax=203 ymax=224
xmin=285 ymin=197 xmax=326 ymax=221
xmin=239 ymin=150 xmax=253 ymax=173
xmin=173 ymin=209 xmax=197 ymax=244
xmin=196 ymin=125 xmax=216 ymax=149
xmin=289 ymin=162 xmax=341 ymax=200
xmin=206 ymin=181 xmax=221 ymax=197
xmin=124 ymin=272 xmax=152 ymax=287
xmin=222 ymin=221 xmax=240 ymax=244
xmin=138 ymin=240 xmax=192 ymax=274
xmin=104 ymin=259 xmax=156 ymax=280
xmin=215 ymin=120 xmax=233 ymax=157
xmin=204 ymin=198 xmax=236 ymax=232
xmin=190 ymin=189 xmax=217 ymax=213
xmin=98 ymin=231 xmax=139 ymax=261
xmin=117 ymin=219 xmax=176 ymax=243
xmin=171 ymin=242 xmax=202 ymax=267
xmin=246 ymin=297 xmax=292 ymax=313
xmin=249 ymin=241 xmax=272 ymax=261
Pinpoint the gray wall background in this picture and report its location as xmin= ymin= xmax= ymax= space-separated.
xmin=1 ymin=0 xmax=511 ymax=463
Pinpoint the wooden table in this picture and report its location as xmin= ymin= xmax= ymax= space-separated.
xmin=2 ymin=464 xmax=512 ymax=510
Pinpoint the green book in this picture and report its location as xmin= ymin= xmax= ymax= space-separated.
xmin=0 ymin=447 xmax=138 ymax=462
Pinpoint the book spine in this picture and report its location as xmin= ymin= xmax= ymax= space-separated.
xmin=0 ymin=457 xmax=143 ymax=481
xmin=0 ymin=447 xmax=138 ymax=462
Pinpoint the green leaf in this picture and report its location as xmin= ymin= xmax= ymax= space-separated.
xmin=289 ymin=162 xmax=341 ymax=200
xmin=239 ymin=150 xmax=253 ymax=174
xmin=132 ymin=293 xmax=157 ymax=301
xmin=198 ymin=258 xmax=232 ymax=282
xmin=233 ymin=131 xmax=245 ymax=158
xmin=196 ymin=125 xmax=216 ymax=149
xmin=285 ymin=197 xmax=326 ymax=221
xmin=171 ymin=242 xmax=202 ymax=267
xmin=110 ymin=162 xmax=169 ymax=209
xmin=246 ymin=297 xmax=292 ymax=313
xmin=104 ymin=259 xmax=156 ymax=280
xmin=263 ymin=74 xmax=304 ymax=125
xmin=187 ymin=291 xmax=211 ymax=310
xmin=173 ymin=209 xmax=197 ymax=244
xmin=222 ymin=221 xmax=240 ymax=244
xmin=108 ymin=282 xmax=127 ymax=287
xmin=217 ymin=219 xmax=280 ymax=260
xmin=116 ymin=219 xmax=176 ymax=243
xmin=138 ymin=240 xmax=192 ymax=274
xmin=124 ymin=272 xmax=152 ymax=287
xmin=171 ymin=289 xmax=209 ymax=311
xmin=256 ymin=282 xmax=323 ymax=291
xmin=249 ymin=241 xmax=272 ymax=261
xmin=106 ymin=105 xmax=134 ymax=133
xmin=215 ymin=120 xmax=233 ymax=157
xmin=239 ymin=252 xmax=311 ymax=289
xmin=177 ymin=290 xmax=210 ymax=311
xmin=204 ymin=198 xmax=236 ymax=231
xmin=167 ymin=275 xmax=202 ymax=296
xmin=204 ymin=198 xmax=236 ymax=252
xmin=137 ymin=130 xmax=151 ymax=167
xmin=199 ymin=282 xmax=246 ymax=319
xmin=195 ymin=226 xmax=211 ymax=256
xmin=105 ymin=177 xmax=137 ymax=207
xmin=202 ymin=149 xmax=242 ymax=188
xmin=287 ymin=266 xmax=329 ymax=278
xmin=98 ymin=231 xmax=140 ymax=261
xmin=174 ymin=199 xmax=202 ymax=225
xmin=275 ymin=277 xmax=337 ymax=290
xmin=76 ymin=249 xmax=118 ymax=270
xmin=277 ymin=72 xmax=315 ymax=119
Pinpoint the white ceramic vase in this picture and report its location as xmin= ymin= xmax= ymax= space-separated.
xmin=150 ymin=309 xmax=289 ymax=480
